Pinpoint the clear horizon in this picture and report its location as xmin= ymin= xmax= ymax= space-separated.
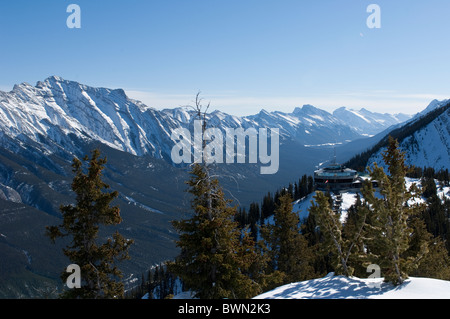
xmin=1 ymin=0 xmax=449 ymax=116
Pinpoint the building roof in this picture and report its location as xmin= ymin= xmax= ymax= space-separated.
xmin=314 ymin=163 xmax=357 ymax=178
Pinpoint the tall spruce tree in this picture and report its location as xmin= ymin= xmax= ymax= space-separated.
xmin=341 ymin=194 xmax=371 ymax=277
xmin=362 ymin=136 xmax=427 ymax=285
xmin=308 ymin=191 xmax=368 ymax=277
xmin=168 ymin=94 xmax=260 ymax=299
xmin=46 ymin=149 xmax=133 ymax=299
xmin=261 ymin=193 xmax=314 ymax=284
xmin=169 ymin=163 xmax=260 ymax=298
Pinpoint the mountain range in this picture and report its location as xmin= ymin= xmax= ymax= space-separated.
xmin=0 ymin=76 xmax=412 ymax=158
xmin=0 ymin=76 xmax=447 ymax=298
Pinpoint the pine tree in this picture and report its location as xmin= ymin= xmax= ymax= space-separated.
xmin=341 ymin=193 xmax=371 ymax=278
xmin=308 ymin=191 xmax=368 ymax=277
xmin=261 ymin=192 xmax=275 ymax=223
xmin=247 ymin=202 xmax=260 ymax=240
xmin=362 ymin=136 xmax=427 ymax=285
xmin=46 ymin=149 xmax=133 ymax=298
xmin=301 ymin=205 xmax=333 ymax=276
xmin=169 ymin=163 xmax=260 ymax=298
xmin=261 ymin=193 xmax=315 ymax=284
xmin=168 ymin=95 xmax=260 ymax=298
xmin=410 ymin=233 xmax=450 ymax=280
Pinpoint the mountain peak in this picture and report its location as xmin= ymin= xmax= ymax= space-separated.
xmin=333 ymin=106 xmax=348 ymax=113
xmin=293 ymin=104 xmax=321 ymax=115
xmin=45 ymin=75 xmax=64 ymax=82
xmin=111 ymin=88 xmax=127 ymax=99
xmin=258 ymin=109 xmax=271 ymax=116
xmin=302 ymin=104 xmax=318 ymax=111
xmin=12 ymin=82 xmax=33 ymax=91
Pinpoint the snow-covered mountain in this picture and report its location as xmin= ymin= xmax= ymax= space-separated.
xmin=0 ymin=76 xmax=183 ymax=159
xmin=367 ymin=102 xmax=450 ymax=171
xmin=414 ymin=99 xmax=450 ymax=118
xmin=0 ymin=76 xmax=412 ymax=163
xmin=333 ymin=107 xmax=412 ymax=136
xmin=162 ymin=103 xmax=410 ymax=143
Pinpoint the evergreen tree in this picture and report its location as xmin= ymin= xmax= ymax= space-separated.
xmin=248 ymin=202 xmax=261 ymax=239
xmin=261 ymin=193 xmax=315 ymax=284
xmin=308 ymin=191 xmax=368 ymax=277
xmin=301 ymin=206 xmax=332 ymax=276
xmin=287 ymin=183 xmax=294 ymax=199
xmin=46 ymin=149 xmax=133 ymax=298
xmin=261 ymin=192 xmax=275 ymax=223
xmin=168 ymin=94 xmax=260 ymax=298
xmin=410 ymin=233 xmax=450 ymax=280
xmin=169 ymin=163 xmax=260 ymax=299
xmin=307 ymin=176 xmax=314 ymax=194
xmin=362 ymin=136 xmax=427 ymax=285
xmin=341 ymin=193 xmax=371 ymax=278
xmin=250 ymin=235 xmax=286 ymax=292
xmin=298 ymin=175 xmax=308 ymax=199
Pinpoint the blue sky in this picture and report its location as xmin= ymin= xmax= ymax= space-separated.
xmin=1 ymin=0 xmax=449 ymax=116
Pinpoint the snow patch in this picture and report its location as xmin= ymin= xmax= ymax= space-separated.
xmin=253 ymin=274 xmax=450 ymax=299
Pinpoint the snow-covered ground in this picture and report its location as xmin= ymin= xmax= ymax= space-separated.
xmin=254 ymin=273 xmax=450 ymax=299
xmin=172 ymin=273 xmax=450 ymax=299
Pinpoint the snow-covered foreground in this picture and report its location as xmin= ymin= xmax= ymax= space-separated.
xmin=253 ymin=273 xmax=450 ymax=299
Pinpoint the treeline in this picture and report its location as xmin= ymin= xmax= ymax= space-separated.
xmin=235 ymin=174 xmax=314 ymax=238
xmin=408 ymin=166 xmax=450 ymax=185
xmin=420 ymin=175 xmax=450 ymax=253
xmin=126 ymin=263 xmax=179 ymax=299
xmin=407 ymin=165 xmax=450 ymax=253
xmin=345 ymin=101 xmax=450 ymax=172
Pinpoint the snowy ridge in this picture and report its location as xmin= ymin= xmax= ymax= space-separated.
xmin=367 ymin=105 xmax=450 ymax=171
xmin=333 ymin=107 xmax=412 ymax=136
xmin=0 ymin=76 xmax=181 ymax=158
xmin=414 ymin=99 xmax=450 ymax=118
xmin=0 ymin=76 xmax=413 ymax=162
